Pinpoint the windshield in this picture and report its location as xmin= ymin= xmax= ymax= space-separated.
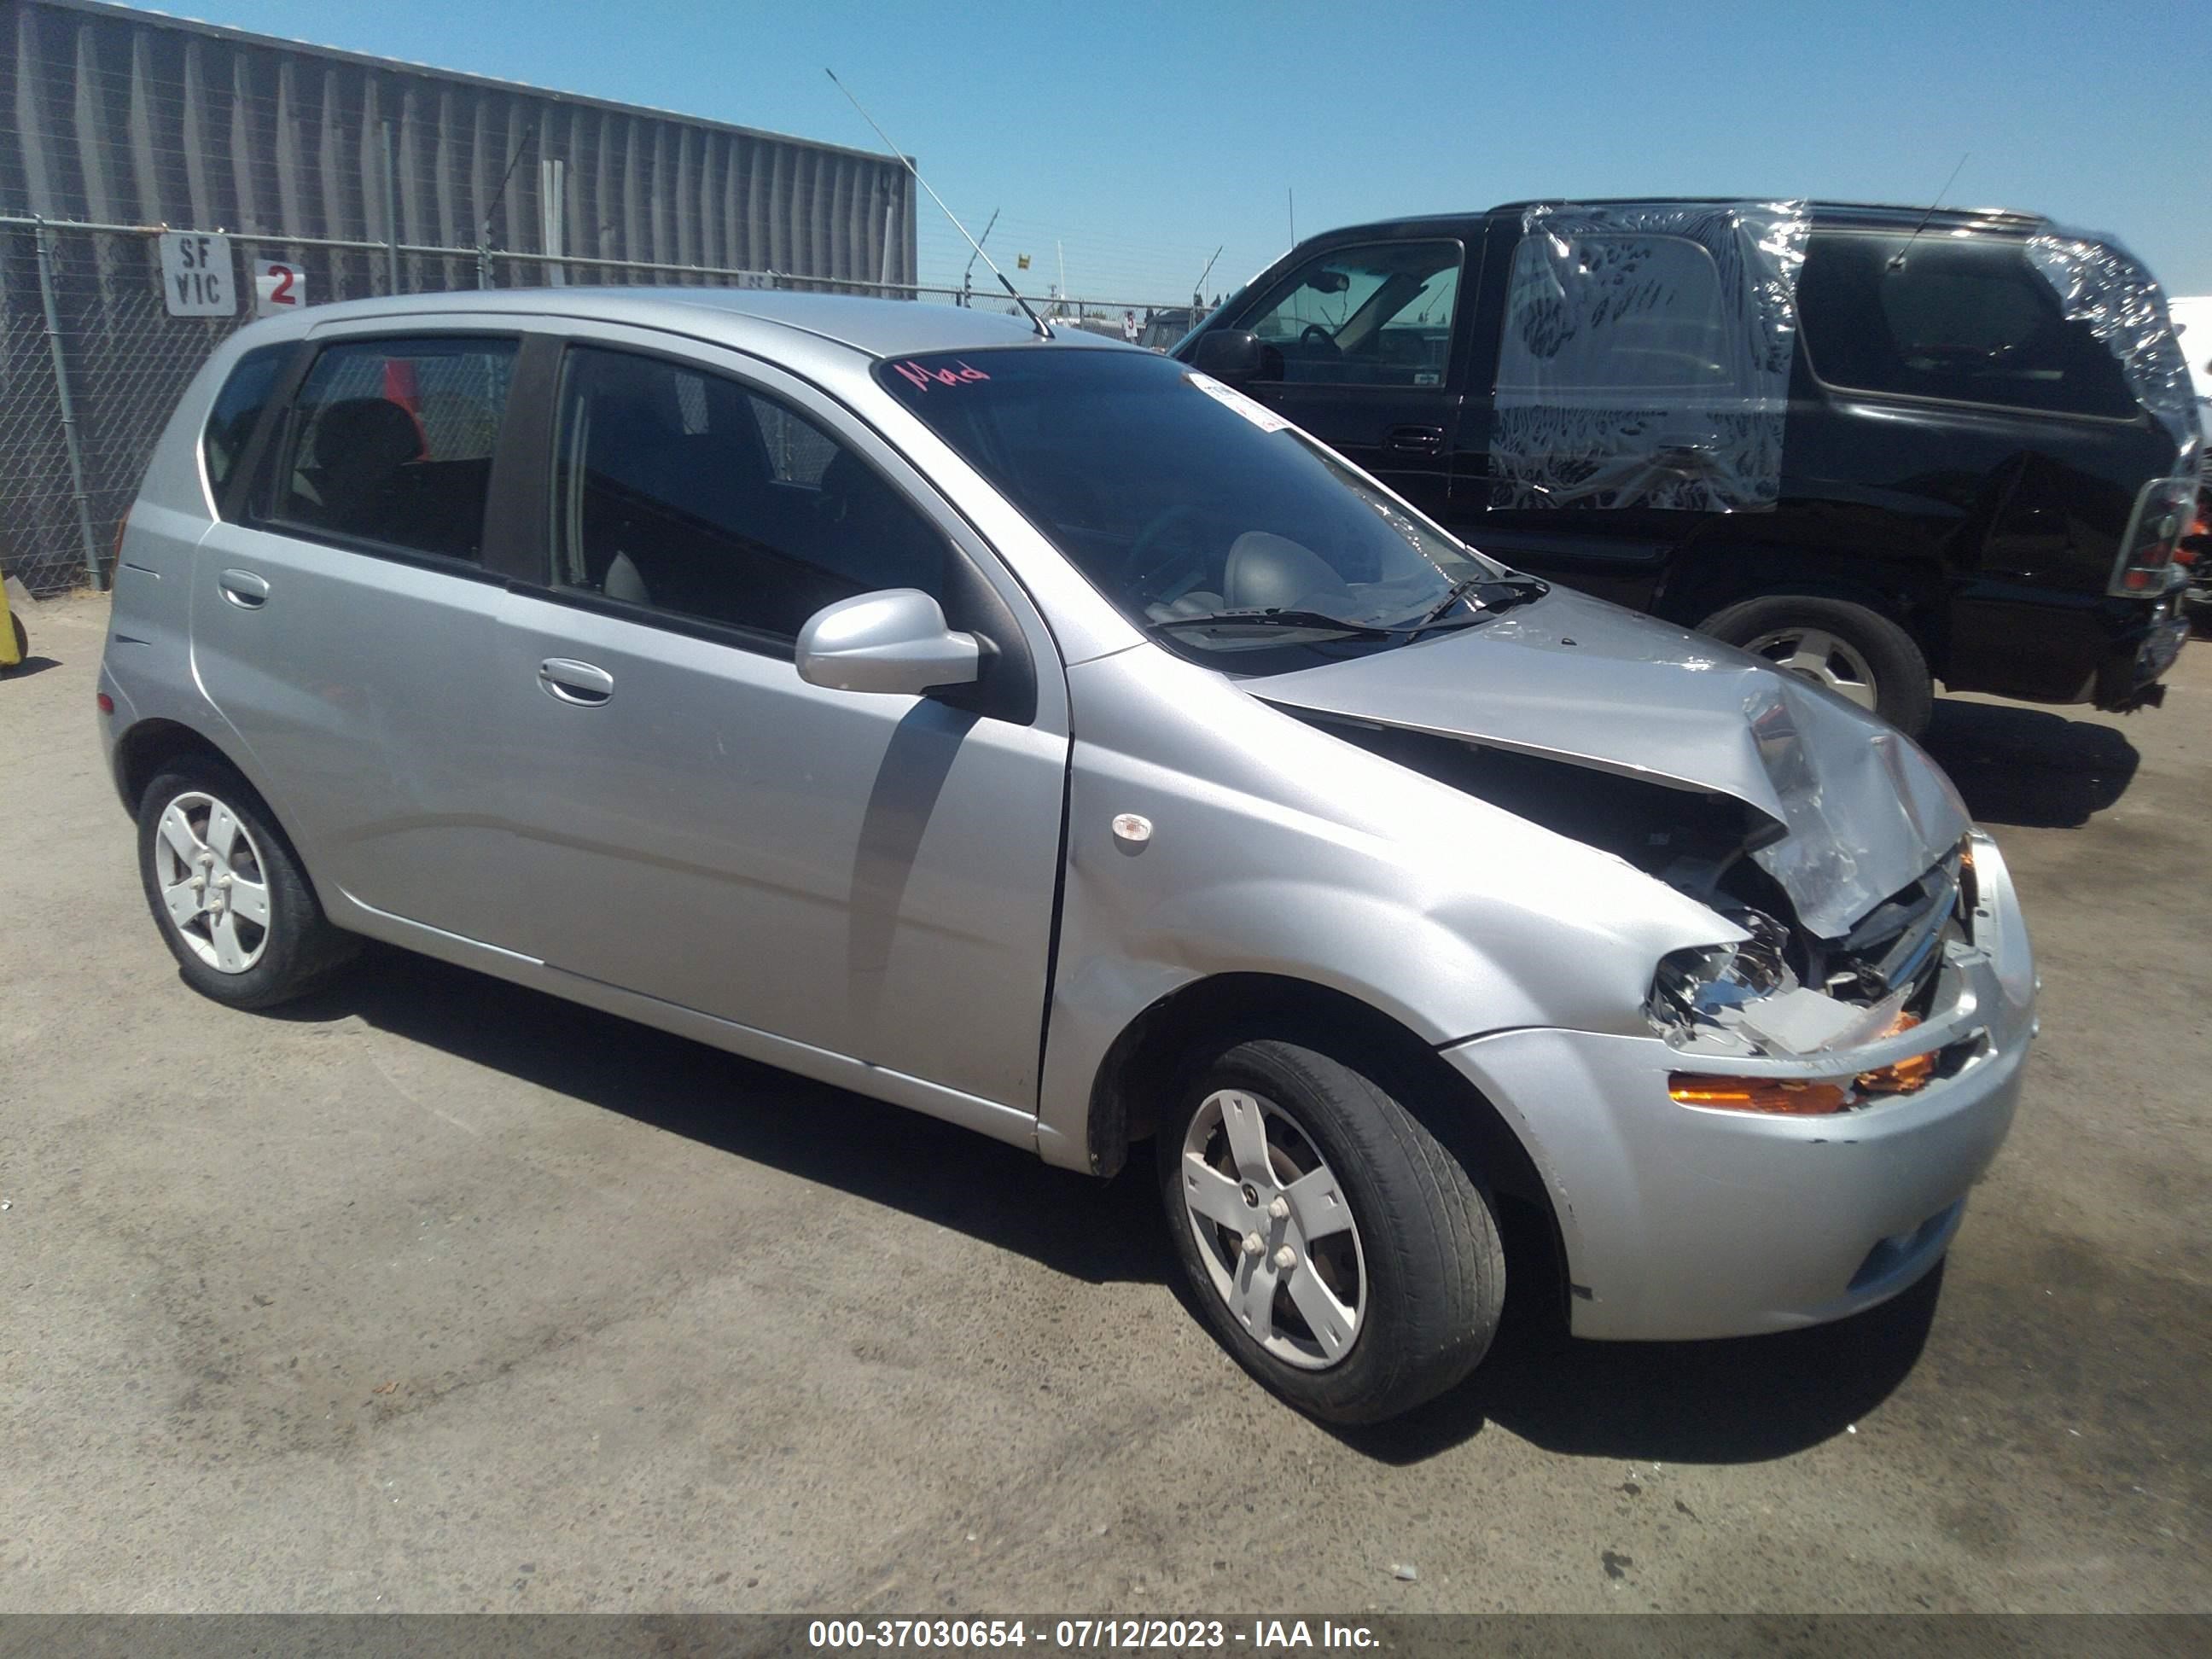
xmin=875 ymin=348 xmax=1505 ymax=667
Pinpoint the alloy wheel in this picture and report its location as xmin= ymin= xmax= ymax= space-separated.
xmin=1742 ymin=626 xmax=1880 ymax=711
xmin=151 ymin=789 xmax=272 ymax=974
xmin=1179 ymin=1088 xmax=1367 ymax=1369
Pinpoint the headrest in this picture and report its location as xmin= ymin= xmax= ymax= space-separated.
xmin=314 ymin=398 xmax=424 ymax=469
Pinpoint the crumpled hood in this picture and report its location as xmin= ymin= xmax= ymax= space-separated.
xmin=1255 ymin=587 xmax=1971 ymax=939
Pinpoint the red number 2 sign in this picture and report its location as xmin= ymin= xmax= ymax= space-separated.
xmin=254 ymin=261 xmax=306 ymax=317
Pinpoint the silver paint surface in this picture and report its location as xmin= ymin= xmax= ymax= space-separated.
xmin=98 ymin=288 xmax=2031 ymax=1342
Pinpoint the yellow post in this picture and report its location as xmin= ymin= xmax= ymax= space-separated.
xmin=1 ymin=579 xmax=24 ymax=671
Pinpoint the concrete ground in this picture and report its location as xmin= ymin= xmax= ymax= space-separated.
xmin=2 ymin=591 xmax=2206 ymax=1615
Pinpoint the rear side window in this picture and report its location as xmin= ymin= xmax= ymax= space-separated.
xmin=1797 ymin=233 xmax=2137 ymax=418
xmin=267 ymin=336 xmax=518 ymax=560
xmin=201 ymin=344 xmax=288 ymax=503
xmin=1496 ymin=233 xmax=1735 ymax=393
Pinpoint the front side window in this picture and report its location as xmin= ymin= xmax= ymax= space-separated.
xmin=552 ymin=346 xmax=947 ymax=641
xmin=202 ymin=343 xmax=289 ymax=504
xmin=1238 ymin=241 xmax=1462 ymax=386
xmin=270 ymin=336 xmax=517 ymax=560
xmin=1796 ymin=232 xmax=2137 ymax=417
xmin=876 ymin=348 xmax=1512 ymax=672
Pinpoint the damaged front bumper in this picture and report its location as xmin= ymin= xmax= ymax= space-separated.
xmin=1443 ymin=830 xmax=2036 ymax=1342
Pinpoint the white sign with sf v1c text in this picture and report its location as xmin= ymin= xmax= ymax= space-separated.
xmin=158 ymin=231 xmax=234 ymax=317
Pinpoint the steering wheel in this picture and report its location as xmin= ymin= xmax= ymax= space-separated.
xmin=1300 ymin=323 xmax=1342 ymax=358
xmin=1120 ymin=502 xmax=1205 ymax=599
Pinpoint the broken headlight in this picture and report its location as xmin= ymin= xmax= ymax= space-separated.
xmin=1648 ymin=908 xmax=1794 ymax=1036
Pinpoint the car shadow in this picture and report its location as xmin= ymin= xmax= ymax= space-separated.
xmin=273 ymin=947 xmax=1936 ymax=1465
xmin=274 ymin=946 xmax=1171 ymax=1289
xmin=1918 ymin=696 xmax=2139 ymax=829
xmin=1332 ymin=1210 xmax=1942 ymax=1465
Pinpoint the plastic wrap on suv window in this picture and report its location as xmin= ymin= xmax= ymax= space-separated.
xmin=1491 ymin=200 xmax=1810 ymax=514
xmin=2025 ymin=230 xmax=2197 ymax=451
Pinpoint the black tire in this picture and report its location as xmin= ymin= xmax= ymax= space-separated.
xmin=1156 ymin=1039 xmax=1505 ymax=1423
xmin=137 ymin=756 xmax=357 ymax=1009
xmin=1697 ymin=593 xmax=1933 ymax=737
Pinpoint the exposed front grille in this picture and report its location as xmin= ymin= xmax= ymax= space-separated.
xmin=1825 ymin=850 xmax=1965 ymax=1005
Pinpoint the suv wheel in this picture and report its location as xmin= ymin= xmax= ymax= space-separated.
xmin=137 ymin=759 xmax=356 ymax=1009
xmin=1157 ymin=1039 xmax=1505 ymax=1423
xmin=1698 ymin=595 xmax=1933 ymax=736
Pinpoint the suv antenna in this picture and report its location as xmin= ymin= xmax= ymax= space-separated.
xmin=1888 ymin=152 xmax=1971 ymax=272
xmin=825 ymin=70 xmax=1051 ymax=339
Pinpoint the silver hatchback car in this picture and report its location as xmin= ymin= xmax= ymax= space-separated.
xmin=100 ymin=290 xmax=2034 ymax=1423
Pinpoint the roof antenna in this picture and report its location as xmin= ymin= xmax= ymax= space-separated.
xmin=1194 ymin=244 xmax=1222 ymax=307
xmin=825 ymin=69 xmax=1051 ymax=339
xmin=1888 ymin=152 xmax=1970 ymax=272
xmin=959 ymin=207 xmax=1000 ymax=304
xmin=480 ymin=118 xmax=539 ymax=250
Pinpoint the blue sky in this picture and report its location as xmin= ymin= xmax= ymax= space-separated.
xmin=179 ymin=0 xmax=2212 ymax=303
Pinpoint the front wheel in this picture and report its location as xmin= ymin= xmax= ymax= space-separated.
xmin=1697 ymin=594 xmax=1933 ymax=736
xmin=1157 ymin=1039 xmax=1505 ymax=1423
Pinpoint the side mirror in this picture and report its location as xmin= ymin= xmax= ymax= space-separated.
xmin=795 ymin=589 xmax=981 ymax=696
xmin=1191 ymin=329 xmax=1266 ymax=383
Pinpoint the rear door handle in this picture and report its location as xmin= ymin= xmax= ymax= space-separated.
xmin=218 ymin=568 xmax=270 ymax=608
xmin=538 ymin=658 xmax=614 ymax=707
xmin=1386 ymin=424 xmax=1445 ymax=455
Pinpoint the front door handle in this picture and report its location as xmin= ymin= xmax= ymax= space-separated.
xmin=538 ymin=658 xmax=614 ymax=707
xmin=1386 ymin=424 xmax=1445 ymax=455
xmin=218 ymin=568 xmax=270 ymax=608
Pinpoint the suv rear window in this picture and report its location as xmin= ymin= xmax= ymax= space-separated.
xmin=201 ymin=344 xmax=289 ymax=503
xmin=267 ymin=335 xmax=518 ymax=561
xmin=1797 ymin=232 xmax=2138 ymax=419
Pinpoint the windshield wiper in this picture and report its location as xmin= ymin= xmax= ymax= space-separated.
xmin=1404 ymin=573 xmax=1550 ymax=639
xmin=1146 ymin=608 xmax=1398 ymax=640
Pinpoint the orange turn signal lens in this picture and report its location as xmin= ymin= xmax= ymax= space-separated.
xmin=1668 ymin=1075 xmax=1853 ymax=1115
xmin=1673 ymin=1012 xmax=1945 ymax=1115
xmin=1856 ymin=1014 xmax=1940 ymax=1097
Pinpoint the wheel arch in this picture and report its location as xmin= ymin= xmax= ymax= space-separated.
xmin=1654 ymin=547 xmax=1949 ymax=673
xmin=114 ymin=719 xmax=321 ymax=890
xmin=1083 ymin=970 xmax=1567 ymax=1297
xmin=114 ymin=717 xmax=240 ymax=816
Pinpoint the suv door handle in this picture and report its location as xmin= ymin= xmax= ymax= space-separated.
xmin=538 ymin=658 xmax=614 ymax=706
xmin=1386 ymin=424 xmax=1445 ymax=455
xmin=218 ymin=568 xmax=270 ymax=608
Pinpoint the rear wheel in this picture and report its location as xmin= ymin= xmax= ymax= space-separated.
xmin=1157 ymin=1039 xmax=1505 ymax=1423
xmin=137 ymin=758 xmax=356 ymax=1009
xmin=1698 ymin=594 xmax=1932 ymax=736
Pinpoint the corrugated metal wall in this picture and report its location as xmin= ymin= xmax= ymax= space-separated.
xmin=0 ymin=0 xmax=917 ymax=289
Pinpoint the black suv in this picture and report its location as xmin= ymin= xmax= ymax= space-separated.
xmin=1178 ymin=200 xmax=2199 ymax=733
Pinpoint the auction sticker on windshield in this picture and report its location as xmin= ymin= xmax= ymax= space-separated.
xmin=1187 ymin=371 xmax=1293 ymax=434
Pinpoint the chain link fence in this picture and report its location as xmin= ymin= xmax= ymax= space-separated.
xmin=0 ymin=215 xmax=1181 ymax=597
